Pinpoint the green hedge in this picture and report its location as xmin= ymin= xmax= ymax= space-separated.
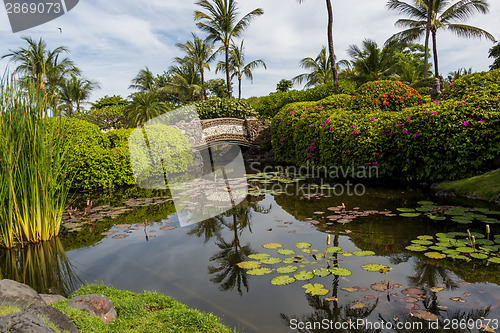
xmin=251 ymin=81 xmax=356 ymax=119
xmin=272 ymin=99 xmax=500 ymax=181
xmin=194 ymin=97 xmax=257 ymax=119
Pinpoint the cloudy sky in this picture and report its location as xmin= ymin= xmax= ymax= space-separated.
xmin=0 ymin=0 xmax=498 ymax=102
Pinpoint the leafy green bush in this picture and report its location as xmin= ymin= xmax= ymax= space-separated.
xmin=253 ymin=81 xmax=356 ymax=119
xmin=439 ymin=69 xmax=500 ymax=112
xmin=272 ymin=99 xmax=500 ymax=181
xmin=74 ymin=105 xmax=127 ymax=131
xmin=194 ymin=97 xmax=257 ymax=119
xmin=352 ymin=80 xmax=423 ymax=111
xmin=104 ymin=128 xmax=134 ymax=148
xmin=317 ymin=94 xmax=353 ymax=109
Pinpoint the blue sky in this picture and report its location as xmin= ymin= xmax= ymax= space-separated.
xmin=1 ymin=0 xmax=498 ymax=103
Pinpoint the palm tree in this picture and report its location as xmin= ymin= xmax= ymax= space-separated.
xmin=194 ymin=0 xmax=264 ymax=99
xmin=297 ymin=0 xmax=340 ymax=94
xmin=489 ymin=43 xmax=500 ymax=70
xmin=175 ymin=33 xmax=217 ymax=100
xmin=129 ymin=67 xmax=155 ymax=91
xmin=2 ymin=37 xmax=79 ymax=95
xmin=386 ymin=0 xmax=495 ymax=78
xmin=216 ymin=40 xmax=266 ymax=100
xmin=126 ymin=90 xmax=171 ymax=127
xmin=165 ymin=60 xmax=204 ymax=102
xmin=347 ymin=39 xmax=399 ymax=83
xmin=293 ymin=46 xmax=334 ymax=88
xmin=58 ymin=74 xmax=100 ymax=116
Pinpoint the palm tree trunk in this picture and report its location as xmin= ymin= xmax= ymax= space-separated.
xmin=325 ymin=0 xmax=339 ymax=94
xmin=423 ymin=0 xmax=433 ymax=79
xmin=225 ymin=43 xmax=232 ymax=99
xmin=201 ymin=68 xmax=207 ymax=100
xmin=432 ymin=29 xmax=439 ymax=78
xmin=238 ymin=75 xmax=242 ymax=101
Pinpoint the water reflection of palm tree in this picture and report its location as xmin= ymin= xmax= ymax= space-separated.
xmin=408 ymin=261 xmax=458 ymax=290
xmin=0 ymin=238 xmax=81 ymax=296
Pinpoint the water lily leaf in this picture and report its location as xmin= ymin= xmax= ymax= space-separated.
xmin=301 ymin=249 xmax=311 ymax=254
xmin=350 ymin=301 xmax=368 ymax=309
xmin=417 ymin=235 xmax=434 ymax=240
xmin=271 ymin=275 xmax=295 ymax=286
xmin=429 ymin=215 xmax=446 ymax=221
xmin=405 ymin=244 xmax=428 ymax=251
xmin=277 ymin=249 xmax=296 ymax=255
xmin=470 ymin=232 xmax=485 ymax=238
xmin=449 ymin=254 xmax=470 ymax=260
xmin=342 ymin=252 xmax=353 ymax=257
xmin=430 ymin=287 xmax=444 ymax=293
xmin=449 ymin=232 xmax=469 ymax=237
xmin=402 ymin=288 xmax=424 ymax=297
xmin=295 ymin=242 xmax=312 ymax=249
xmin=474 ymin=239 xmax=494 ymax=246
xmin=361 ymin=264 xmax=390 ymax=272
xmin=313 ymin=268 xmax=331 ymax=277
xmin=411 ymin=240 xmax=433 ymax=245
xmin=429 ymin=246 xmax=448 ymax=251
xmin=417 ymin=206 xmax=435 ymax=212
xmin=479 ymin=246 xmax=498 ymax=252
xmin=456 ymin=247 xmax=475 ymax=253
xmin=248 ymin=253 xmax=270 ymax=260
xmin=413 ymin=310 xmax=437 ymax=321
xmin=400 ymin=213 xmax=421 ymax=217
xmin=397 ymin=208 xmax=416 ymax=212
xmin=488 ymin=257 xmax=500 ymax=264
xmin=325 ymin=297 xmax=338 ymax=302
xmin=418 ymin=201 xmax=435 ymax=205
xmin=260 ymin=257 xmax=282 ymax=265
xmin=263 ymin=243 xmax=282 ymax=249
xmin=379 ymin=266 xmax=392 ymax=273
xmin=329 ymin=267 xmax=352 ymax=276
xmin=325 ymin=246 xmax=342 ymax=253
xmin=435 ymin=232 xmax=449 ymax=238
xmin=341 ymin=287 xmax=360 ymax=292
xmin=424 ymin=252 xmax=446 ymax=259
xmin=353 ymin=251 xmax=375 ymax=257
xmin=294 ymin=271 xmax=315 ymax=281
xmin=371 ymin=282 xmax=388 ymax=292
xmin=470 ymin=253 xmax=488 ymax=260
xmin=302 ymin=283 xmax=329 ymax=296
xmin=434 ymin=242 xmax=453 ymax=248
xmin=237 ymin=261 xmax=261 ymax=269
xmin=276 ymin=265 xmax=298 ymax=274
xmin=247 ymin=268 xmax=272 ymax=275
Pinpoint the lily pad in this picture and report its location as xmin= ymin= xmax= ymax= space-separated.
xmin=430 ymin=287 xmax=444 ymax=293
xmin=276 ymin=265 xmax=298 ymax=274
xmin=400 ymin=213 xmax=421 ymax=218
xmin=429 ymin=246 xmax=448 ymax=251
xmin=411 ymin=240 xmax=433 ymax=245
xmin=325 ymin=246 xmax=342 ymax=253
xmin=260 ymin=257 xmax=282 ymax=265
xmin=329 ymin=267 xmax=352 ymax=276
xmin=353 ymin=250 xmax=375 ymax=257
xmin=405 ymin=244 xmax=428 ymax=251
xmin=263 ymin=243 xmax=282 ymax=249
xmin=361 ymin=264 xmax=390 ymax=272
xmin=247 ymin=268 xmax=272 ymax=275
xmin=248 ymin=253 xmax=270 ymax=260
xmin=271 ymin=275 xmax=295 ymax=286
xmin=313 ymin=268 xmax=331 ymax=277
xmin=417 ymin=235 xmax=434 ymax=240
xmin=237 ymin=261 xmax=261 ymax=269
xmin=479 ymin=246 xmax=498 ymax=252
xmin=302 ymin=283 xmax=329 ymax=296
xmin=401 ymin=288 xmax=423 ymax=297
xmin=424 ymin=252 xmax=446 ymax=259
xmin=295 ymin=242 xmax=312 ymax=249
xmin=449 ymin=254 xmax=470 ymax=260
xmin=294 ymin=271 xmax=315 ymax=281
xmin=413 ymin=310 xmax=437 ymax=321
xmin=488 ymin=257 xmax=500 ymax=264
xmin=470 ymin=253 xmax=488 ymax=260
xmin=350 ymin=301 xmax=368 ymax=309
xmin=397 ymin=208 xmax=416 ymax=212
xmin=277 ymin=249 xmax=296 ymax=255
xmin=456 ymin=247 xmax=475 ymax=253
xmin=371 ymin=282 xmax=389 ymax=292
xmin=474 ymin=239 xmax=494 ymax=246
xmin=429 ymin=215 xmax=447 ymax=221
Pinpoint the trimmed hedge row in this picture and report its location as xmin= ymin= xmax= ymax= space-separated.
xmin=272 ymin=98 xmax=500 ymax=182
xmin=194 ymin=97 xmax=257 ymax=119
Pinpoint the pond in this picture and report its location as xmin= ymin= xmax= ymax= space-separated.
xmin=1 ymin=172 xmax=500 ymax=333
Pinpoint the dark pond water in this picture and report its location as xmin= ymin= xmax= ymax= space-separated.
xmin=2 ymin=174 xmax=500 ymax=333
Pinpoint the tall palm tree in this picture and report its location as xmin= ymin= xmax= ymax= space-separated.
xmin=347 ymin=39 xmax=399 ymax=83
xmin=297 ymin=0 xmax=340 ymax=94
xmin=175 ymin=33 xmax=217 ymax=100
xmin=129 ymin=66 xmax=155 ymax=92
xmin=2 ymin=37 xmax=79 ymax=95
xmin=292 ymin=46 xmax=333 ymax=88
xmin=194 ymin=0 xmax=264 ymax=99
xmin=489 ymin=43 xmax=500 ymax=70
xmin=386 ymin=0 xmax=495 ymax=78
xmin=126 ymin=90 xmax=171 ymax=127
xmin=165 ymin=60 xmax=204 ymax=102
xmin=58 ymin=73 xmax=100 ymax=116
xmin=216 ymin=40 xmax=266 ymax=100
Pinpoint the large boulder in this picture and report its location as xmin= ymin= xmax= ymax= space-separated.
xmin=67 ymin=294 xmax=117 ymax=323
xmin=0 ymin=312 xmax=55 ymax=333
xmin=0 ymin=279 xmax=45 ymax=308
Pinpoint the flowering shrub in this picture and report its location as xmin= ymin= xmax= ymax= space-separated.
xmin=272 ymin=99 xmax=500 ymax=181
xmin=351 ymin=80 xmax=424 ymax=112
xmin=439 ymin=69 xmax=500 ymax=112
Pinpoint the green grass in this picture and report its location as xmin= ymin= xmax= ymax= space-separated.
xmin=438 ymin=169 xmax=500 ymax=203
xmin=0 ymin=305 xmax=20 ymax=316
xmin=51 ymin=284 xmax=237 ymax=333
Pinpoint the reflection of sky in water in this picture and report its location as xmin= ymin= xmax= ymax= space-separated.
xmin=61 ymin=186 xmax=500 ymax=333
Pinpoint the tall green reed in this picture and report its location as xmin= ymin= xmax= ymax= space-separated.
xmin=0 ymin=77 xmax=70 ymax=248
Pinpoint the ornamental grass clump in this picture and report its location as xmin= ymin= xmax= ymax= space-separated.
xmin=0 ymin=78 xmax=70 ymax=248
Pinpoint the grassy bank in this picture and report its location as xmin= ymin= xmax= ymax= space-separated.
xmin=52 ymin=284 xmax=236 ymax=333
xmin=437 ymin=169 xmax=500 ymax=203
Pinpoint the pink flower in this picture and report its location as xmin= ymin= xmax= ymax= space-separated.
xmin=389 ymin=132 xmax=394 ymax=135
xmin=432 ymin=112 xmax=438 ymax=115
xmin=402 ymin=129 xmax=408 ymax=134
xmin=414 ymin=132 xmax=421 ymax=138
xmin=352 ymin=130 xmax=358 ymax=135
xmin=374 ymin=152 xmax=380 ymax=156
xmin=406 ymin=159 xmax=410 ymax=163
xmin=372 ymin=161 xmax=378 ymax=165
xmin=370 ymin=117 xmax=375 ymax=122
xmin=463 ymin=121 xmax=469 ymax=127
xmin=326 ymin=119 xmax=330 ymax=123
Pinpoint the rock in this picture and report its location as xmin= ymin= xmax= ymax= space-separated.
xmin=0 ymin=311 xmax=56 ymax=333
xmin=67 ymin=294 xmax=117 ymax=323
xmin=435 ymin=190 xmax=456 ymax=197
xmin=0 ymin=279 xmax=45 ymax=308
xmin=39 ymin=294 xmax=66 ymax=305
xmin=26 ymin=304 xmax=78 ymax=333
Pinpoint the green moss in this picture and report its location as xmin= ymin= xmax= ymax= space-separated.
xmin=52 ymin=284 xmax=237 ymax=333
xmin=438 ymin=169 xmax=500 ymax=202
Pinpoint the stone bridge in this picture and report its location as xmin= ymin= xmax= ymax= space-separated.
xmin=191 ymin=117 xmax=271 ymax=150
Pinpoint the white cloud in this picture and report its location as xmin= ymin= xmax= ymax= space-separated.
xmin=0 ymin=0 xmax=498 ymax=100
